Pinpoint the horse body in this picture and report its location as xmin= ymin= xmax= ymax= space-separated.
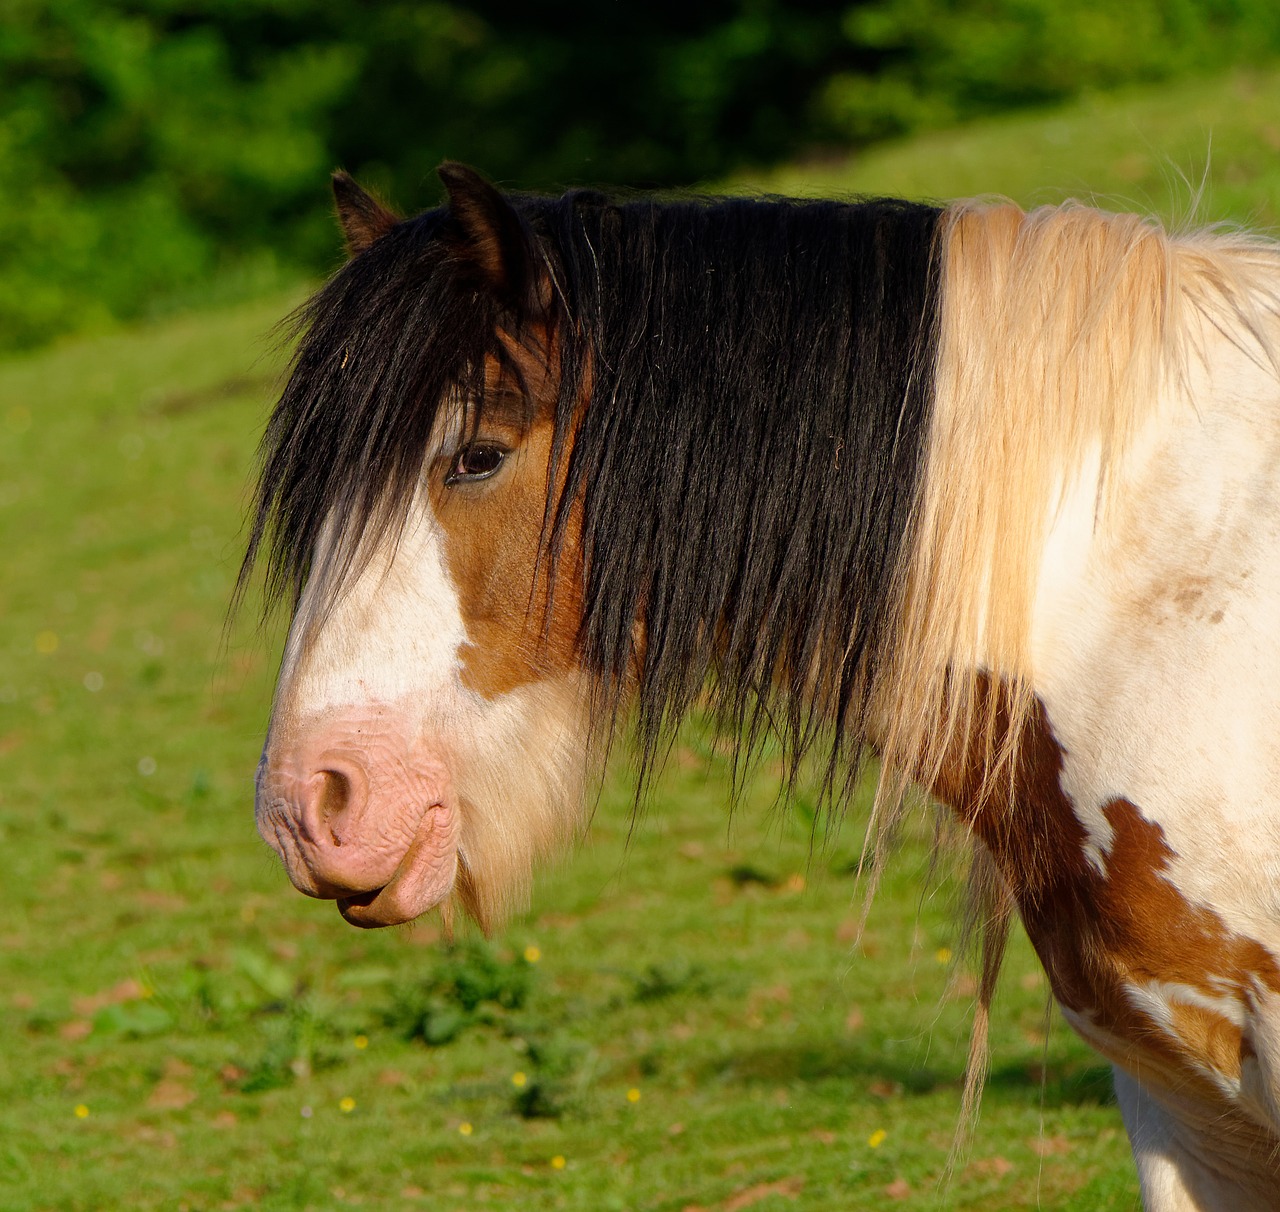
xmin=1017 ymin=311 xmax=1280 ymax=1205
xmin=246 ymin=165 xmax=1280 ymax=1207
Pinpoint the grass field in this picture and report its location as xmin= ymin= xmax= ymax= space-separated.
xmin=7 ymin=64 xmax=1280 ymax=1211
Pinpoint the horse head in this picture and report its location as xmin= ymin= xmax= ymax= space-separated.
xmin=250 ymin=166 xmax=596 ymax=932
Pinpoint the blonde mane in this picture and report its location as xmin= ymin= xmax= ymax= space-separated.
xmin=878 ymin=199 xmax=1280 ymax=813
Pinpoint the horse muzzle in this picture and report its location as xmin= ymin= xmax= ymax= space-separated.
xmin=254 ymin=719 xmax=460 ymax=928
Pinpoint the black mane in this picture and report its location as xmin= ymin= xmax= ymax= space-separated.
xmin=245 ymin=180 xmax=943 ymax=800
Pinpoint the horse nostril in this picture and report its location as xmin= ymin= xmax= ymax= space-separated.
xmin=315 ymin=768 xmax=354 ymax=842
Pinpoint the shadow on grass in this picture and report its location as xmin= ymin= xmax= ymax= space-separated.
xmin=988 ymin=1056 xmax=1117 ymax=1108
xmin=701 ymin=1040 xmax=1116 ymax=1109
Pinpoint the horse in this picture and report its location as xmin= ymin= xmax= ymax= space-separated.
xmin=243 ymin=163 xmax=1280 ymax=1209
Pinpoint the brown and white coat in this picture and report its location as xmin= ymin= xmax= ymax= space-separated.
xmin=248 ymin=167 xmax=1280 ymax=1209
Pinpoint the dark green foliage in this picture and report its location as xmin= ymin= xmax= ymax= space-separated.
xmin=510 ymin=1079 xmax=562 ymax=1119
xmin=385 ymin=941 xmax=532 ymax=1046
xmin=815 ymin=0 xmax=1280 ymax=142
xmin=0 ymin=0 xmax=353 ymax=347
xmin=6 ymin=1 xmax=1280 ymax=350
xmin=631 ymin=959 xmax=716 ymax=1003
xmin=507 ymin=1019 xmax=594 ymax=1119
xmin=236 ymin=1004 xmax=337 ymax=1093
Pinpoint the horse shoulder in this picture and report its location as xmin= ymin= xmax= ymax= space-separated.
xmin=1021 ymin=305 xmax=1280 ymax=1166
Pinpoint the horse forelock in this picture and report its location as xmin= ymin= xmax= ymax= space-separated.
xmin=240 ymin=206 xmax=512 ymax=630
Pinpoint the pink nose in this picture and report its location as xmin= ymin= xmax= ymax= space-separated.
xmin=254 ymin=723 xmax=455 ymax=919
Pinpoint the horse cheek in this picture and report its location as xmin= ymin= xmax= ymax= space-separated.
xmin=432 ymin=423 xmax=584 ymax=699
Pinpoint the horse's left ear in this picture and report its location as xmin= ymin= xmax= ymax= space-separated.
xmin=438 ymin=162 xmax=547 ymax=314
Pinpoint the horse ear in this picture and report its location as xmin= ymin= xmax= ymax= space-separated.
xmin=438 ymin=162 xmax=547 ymax=313
xmin=332 ymin=171 xmax=399 ymax=256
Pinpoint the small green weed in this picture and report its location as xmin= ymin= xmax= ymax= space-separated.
xmin=235 ymin=999 xmax=350 ymax=1093
xmin=631 ymin=958 xmax=716 ymax=1003
xmin=385 ymin=941 xmax=533 ymax=1046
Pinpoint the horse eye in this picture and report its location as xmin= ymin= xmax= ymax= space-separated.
xmin=445 ymin=442 xmax=507 ymax=485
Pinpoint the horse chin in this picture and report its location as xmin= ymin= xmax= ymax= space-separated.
xmin=334 ymin=801 xmax=461 ymax=929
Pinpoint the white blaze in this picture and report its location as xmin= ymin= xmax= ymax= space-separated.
xmin=277 ymin=492 xmax=469 ymax=723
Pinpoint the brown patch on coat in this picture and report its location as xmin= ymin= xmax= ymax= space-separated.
xmin=931 ymin=675 xmax=1280 ymax=1120
xmin=1168 ymin=1001 xmax=1246 ymax=1081
xmin=1158 ymin=574 xmax=1223 ymax=624
xmin=428 ymin=330 xmax=586 ymax=699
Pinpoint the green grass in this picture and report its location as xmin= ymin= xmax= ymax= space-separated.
xmin=13 ymin=61 xmax=1280 ymax=1211
xmin=736 ymin=63 xmax=1280 ymax=230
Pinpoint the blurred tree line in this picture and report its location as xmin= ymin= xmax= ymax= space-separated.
xmin=4 ymin=0 xmax=1280 ymax=351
